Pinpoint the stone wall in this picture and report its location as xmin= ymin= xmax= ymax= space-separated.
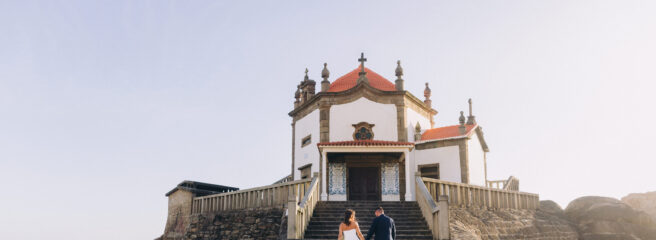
xmin=184 ymin=208 xmax=286 ymax=240
xmin=449 ymin=201 xmax=579 ymax=240
xmin=162 ymin=190 xmax=194 ymax=240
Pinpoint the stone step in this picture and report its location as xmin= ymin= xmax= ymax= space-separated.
xmin=307 ymin=221 xmax=427 ymax=227
xmin=308 ymin=217 xmax=426 ymax=222
xmin=311 ymin=211 xmax=423 ymax=215
xmin=306 ymin=225 xmax=430 ymax=231
xmin=313 ymin=207 xmax=421 ymax=211
xmin=317 ymin=202 xmax=418 ymax=206
xmin=304 ymin=233 xmax=433 ymax=240
xmin=317 ymin=202 xmax=419 ymax=206
xmin=303 ymin=201 xmax=434 ymax=239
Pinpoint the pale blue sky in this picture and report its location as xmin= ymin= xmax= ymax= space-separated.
xmin=1 ymin=1 xmax=655 ymax=239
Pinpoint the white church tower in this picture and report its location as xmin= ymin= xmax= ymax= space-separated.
xmin=289 ymin=53 xmax=489 ymax=202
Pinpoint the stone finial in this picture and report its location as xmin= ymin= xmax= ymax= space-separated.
xmin=357 ymin=52 xmax=369 ymax=84
xmin=458 ymin=112 xmax=466 ymax=134
xmin=304 ymin=68 xmax=309 ymax=81
xmin=466 ymin=98 xmax=476 ymax=125
xmin=321 ymin=63 xmax=331 ymax=92
xmin=321 ymin=63 xmax=330 ymax=79
xmin=414 ymin=122 xmax=422 ymax=141
xmin=423 ymin=83 xmax=432 ymax=107
xmin=459 ymin=111 xmax=466 ymax=125
xmin=395 ymin=60 xmax=404 ymax=91
xmin=294 ymin=85 xmax=301 ymax=108
xmin=300 ymin=68 xmax=316 ymax=101
xmin=458 ymin=111 xmax=466 ymax=134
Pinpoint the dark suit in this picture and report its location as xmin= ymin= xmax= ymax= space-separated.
xmin=365 ymin=214 xmax=396 ymax=240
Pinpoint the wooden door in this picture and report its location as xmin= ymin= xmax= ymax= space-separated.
xmin=348 ymin=167 xmax=380 ymax=201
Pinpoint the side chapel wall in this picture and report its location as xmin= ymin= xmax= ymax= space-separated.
xmin=293 ymin=109 xmax=320 ymax=180
xmin=413 ymin=146 xmax=462 ymax=183
xmin=467 ymin=132 xmax=487 ymax=186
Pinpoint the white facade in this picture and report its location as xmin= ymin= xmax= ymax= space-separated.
xmin=289 ymin=72 xmax=490 ymax=201
xmin=293 ymin=109 xmax=320 ymax=180
xmin=413 ymin=146 xmax=462 ymax=183
xmin=329 ymin=97 xmax=398 ymax=141
xmin=467 ymin=132 xmax=487 ymax=186
xmin=406 ymin=107 xmax=432 ymax=142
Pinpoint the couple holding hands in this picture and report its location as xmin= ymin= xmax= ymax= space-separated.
xmin=338 ymin=207 xmax=396 ymax=240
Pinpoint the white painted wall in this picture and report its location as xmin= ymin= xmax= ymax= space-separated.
xmin=406 ymin=107 xmax=432 ymax=142
xmin=294 ymin=109 xmax=320 ymax=180
xmin=467 ymin=131 xmax=487 ymax=186
xmin=413 ymin=146 xmax=462 ymax=183
xmin=329 ymin=97 xmax=398 ymax=141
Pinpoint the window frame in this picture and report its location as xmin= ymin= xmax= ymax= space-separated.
xmin=418 ymin=163 xmax=440 ymax=180
xmin=298 ymin=163 xmax=312 ymax=179
xmin=301 ymin=135 xmax=312 ymax=148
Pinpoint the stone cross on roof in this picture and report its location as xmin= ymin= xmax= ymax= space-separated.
xmin=357 ymin=52 xmax=369 ymax=83
xmin=358 ymin=52 xmax=367 ymax=72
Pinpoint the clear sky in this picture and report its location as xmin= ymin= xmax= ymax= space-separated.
xmin=1 ymin=1 xmax=655 ymax=239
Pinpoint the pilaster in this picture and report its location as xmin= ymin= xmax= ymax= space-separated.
xmin=396 ymin=104 xmax=408 ymax=142
xmin=319 ymin=105 xmax=330 ymax=142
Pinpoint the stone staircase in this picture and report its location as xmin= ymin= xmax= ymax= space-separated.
xmin=302 ymin=201 xmax=433 ymax=240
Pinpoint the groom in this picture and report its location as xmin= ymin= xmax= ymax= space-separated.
xmin=365 ymin=207 xmax=396 ymax=240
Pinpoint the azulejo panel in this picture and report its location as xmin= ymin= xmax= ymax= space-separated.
xmin=328 ymin=163 xmax=346 ymax=195
xmin=381 ymin=162 xmax=399 ymax=195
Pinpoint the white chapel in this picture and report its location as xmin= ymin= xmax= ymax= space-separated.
xmin=159 ymin=53 xmax=538 ymax=240
xmin=288 ymin=53 xmax=490 ymax=202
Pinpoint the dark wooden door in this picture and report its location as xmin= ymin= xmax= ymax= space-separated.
xmin=348 ymin=167 xmax=380 ymax=201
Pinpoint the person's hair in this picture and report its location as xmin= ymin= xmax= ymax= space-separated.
xmin=375 ymin=206 xmax=384 ymax=213
xmin=343 ymin=209 xmax=355 ymax=226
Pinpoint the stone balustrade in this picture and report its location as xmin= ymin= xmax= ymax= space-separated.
xmin=288 ymin=172 xmax=320 ymax=239
xmin=487 ymin=175 xmax=520 ymax=191
xmin=415 ymin=175 xmax=450 ymax=240
xmin=423 ymin=177 xmax=539 ymax=210
xmin=191 ymin=178 xmax=312 ymax=214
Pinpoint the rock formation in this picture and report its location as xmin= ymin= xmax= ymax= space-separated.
xmin=565 ymin=196 xmax=656 ymax=240
xmin=622 ymin=191 xmax=656 ymax=222
xmin=449 ymin=201 xmax=579 ymax=240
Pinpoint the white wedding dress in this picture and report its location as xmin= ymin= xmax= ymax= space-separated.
xmin=342 ymin=229 xmax=359 ymax=240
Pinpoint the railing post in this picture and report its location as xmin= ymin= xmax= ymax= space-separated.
xmin=287 ymin=193 xmax=298 ymax=239
xmin=437 ymin=195 xmax=450 ymax=240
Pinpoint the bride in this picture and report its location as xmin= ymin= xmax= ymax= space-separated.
xmin=338 ymin=209 xmax=365 ymax=240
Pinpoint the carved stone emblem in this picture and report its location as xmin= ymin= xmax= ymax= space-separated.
xmin=352 ymin=122 xmax=375 ymax=140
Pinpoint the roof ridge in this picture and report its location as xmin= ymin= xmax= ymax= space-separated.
xmin=327 ymin=66 xmax=396 ymax=92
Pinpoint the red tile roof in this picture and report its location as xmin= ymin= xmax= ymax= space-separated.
xmin=317 ymin=140 xmax=414 ymax=147
xmin=328 ymin=67 xmax=397 ymax=92
xmin=421 ymin=124 xmax=477 ymax=141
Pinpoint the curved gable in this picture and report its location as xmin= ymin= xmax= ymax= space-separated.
xmin=328 ymin=67 xmax=396 ymax=92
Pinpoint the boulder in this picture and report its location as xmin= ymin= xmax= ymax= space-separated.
xmin=622 ymin=191 xmax=656 ymax=222
xmin=565 ymin=196 xmax=656 ymax=240
xmin=449 ymin=204 xmax=578 ymax=240
xmin=540 ymin=200 xmax=566 ymax=217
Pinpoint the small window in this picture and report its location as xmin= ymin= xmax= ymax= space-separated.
xmin=419 ymin=164 xmax=439 ymax=179
xmin=298 ymin=164 xmax=312 ymax=179
xmin=301 ymin=135 xmax=312 ymax=147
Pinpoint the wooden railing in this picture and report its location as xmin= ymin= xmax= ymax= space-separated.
xmin=486 ymin=176 xmax=519 ymax=191
xmin=191 ymin=178 xmax=312 ymax=214
xmin=415 ymin=174 xmax=450 ymax=240
xmin=288 ymin=173 xmax=320 ymax=240
xmin=423 ymin=178 xmax=539 ymax=209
